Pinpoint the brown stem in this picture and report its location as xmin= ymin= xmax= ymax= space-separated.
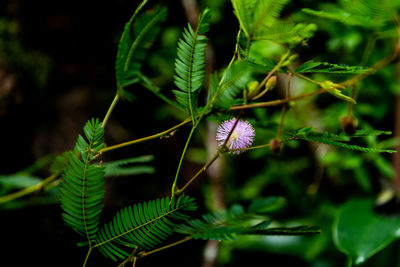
xmin=231 ymin=89 xmax=326 ymax=110
xmin=251 ymin=62 xmax=283 ymax=101
xmin=139 ymin=237 xmax=192 ymax=258
xmin=176 ymin=150 xmax=222 ymax=194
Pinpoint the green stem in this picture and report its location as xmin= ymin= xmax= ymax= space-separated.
xmin=99 ymin=117 xmax=192 ymax=153
xmin=83 ymin=246 xmax=93 ymax=267
xmin=171 ymin=125 xmax=197 ymax=197
xmin=139 ymin=74 xmax=185 ymax=111
xmin=0 ymin=172 xmax=60 ymax=204
xmin=291 ymin=71 xmax=322 ymax=86
xmin=102 ymin=93 xmax=120 ymax=128
xmin=361 ymin=34 xmax=377 ymax=67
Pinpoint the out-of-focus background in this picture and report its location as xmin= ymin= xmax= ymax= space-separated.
xmin=1 ymin=0 xmax=399 ymax=266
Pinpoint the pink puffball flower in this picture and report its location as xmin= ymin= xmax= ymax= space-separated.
xmin=216 ymin=118 xmax=255 ymax=154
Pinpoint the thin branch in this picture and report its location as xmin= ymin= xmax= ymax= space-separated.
xmin=0 ymin=172 xmax=60 ymax=204
xmin=176 ymin=149 xmax=223 ymax=194
xmin=138 ymin=237 xmax=192 ymax=258
xmin=231 ymin=89 xmax=326 ymax=110
xmin=251 ymin=51 xmax=290 ymax=100
xmin=102 ymin=93 xmax=120 ymax=128
xmin=99 ymin=117 xmax=192 ymax=153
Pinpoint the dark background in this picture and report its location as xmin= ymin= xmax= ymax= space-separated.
xmin=0 ymin=0 xmax=398 ymax=266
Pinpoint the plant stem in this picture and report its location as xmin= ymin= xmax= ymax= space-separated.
xmin=252 ymin=51 xmax=290 ymax=101
xmin=99 ymin=117 xmax=192 ymax=153
xmin=176 ymin=111 xmax=243 ymax=194
xmin=83 ymin=246 xmax=93 ymax=267
xmin=176 ymin=149 xmax=222 ymax=194
xmin=171 ymin=125 xmax=197 ymax=197
xmin=139 ymin=237 xmax=192 ymax=258
xmin=0 ymin=172 xmax=60 ymax=204
xmin=291 ymin=71 xmax=322 ymax=86
xmin=277 ymin=105 xmax=289 ymax=140
xmin=102 ymin=93 xmax=120 ymax=128
xmin=139 ymin=73 xmax=185 ymax=112
xmin=231 ymin=89 xmax=326 ymax=110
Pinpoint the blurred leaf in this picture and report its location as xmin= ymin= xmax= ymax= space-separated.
xmin=115 ymin=5 xmax=167 ymax=97
xmin=333 ymin=199 xmax=400 ymax=265
xmin=247 ymin=226 xmax=321 ymax=236
xmin=177 ymin=203 xmax=320 ymax=241
xmin=248 ymin=197 xmax=286 ymax=213
xmin=0 ymin=174 xmax=42 ymax=190
xmin=292 ymin=128 xmax=397 ymax=153
xmin=295 ymin=61 xmax=373 ymax=74
xmin=103 ymin=155 xmax=154 ymax=177
xmin=255 ymin=22 xmax=317 ymax=46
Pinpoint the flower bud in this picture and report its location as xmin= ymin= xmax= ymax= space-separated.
xmin=269 ymin=138 xmax=282 ymax=154
xmin=247 ymin=81 xmax=259 ymax=95
xmin=266 ymin=75 xmax=278 ymax=91
xmin=340 ymin=116 xmax=358 ymax=135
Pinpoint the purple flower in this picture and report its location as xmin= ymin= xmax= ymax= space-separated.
xmin=216 ymin=118 xmax=255 ymax=154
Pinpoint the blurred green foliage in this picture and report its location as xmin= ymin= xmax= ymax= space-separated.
xmin=1 ymin=0 xmax=400 ymax=266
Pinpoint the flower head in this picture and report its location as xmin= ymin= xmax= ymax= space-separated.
xmin=216 ymin=118 xmax=255 ymax=154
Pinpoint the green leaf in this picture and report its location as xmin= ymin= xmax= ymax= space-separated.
xmin=173 ymin=9 xmax=211 ymax=122
xmin=246 ymin=226 xmax=321 ymax=236
xmin=248 ymin=197 xmax=286 ymax=214
xmin=348 ymin=129 xmax=392 ymax=138
xmin=333 ymin=199 xmax=400 ymax=265
xmin=115 ymin=5 xmax=167 ymax=96
xmin=94 ymin=195 xmax=197 ymax=261
xmin=103 ymin=155 xmax=155 ymax=177
xmin=295 ymin=61 xmax=373 ymax=74
xmin=254 ymin=21 xmax=317 ymax=46
xmin=302 ymin=8 xmax=375 ymax=27
xmin=292 ymin=128 xmax=396 ymax=153
xmin=59 ymin=118 xmax=106 ymax=243
xmin=0 ymin=174 xmax=42 ymax=190
xmin=176 ymin=204 xmax=320 ymax=241
xmin=207 ymin=61 xmax=252 ymax=109
xmin=302 ymin=0 xmax=400 ymax=29
xmin=231 ymin=0 xmax=290 ymax=38
xmin=252 ymin=0 xmax=290 ymax=33
xmin=231 ymin=0 xmax=256 ymax=38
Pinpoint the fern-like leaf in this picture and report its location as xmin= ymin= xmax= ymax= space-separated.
xmin=231 ymin=0 xmax=290 ymax=38
xmin=207 ymin=61 xmax=252 ymax=109
xmin=94 ymin=195 xmax=197 ymax=261
xmin=176 ymin=204 xmax=320 ymax=241
xmin=292 ymin=128 xmax=396 ymax=153
xmin=302 ymin=0 xmax=400 ymax=29
xmin=253 ymin=0 xmax=290 ymax=32
xmin=173 ymin=9 xmax=211 ymax=122
xmin=59 ymin=118 xmax=105 ymax=243
xmin=254 ymin=21 xmax=317 ymax=46
xmin=231 ymin=0 xmax=255 ymax=38
xmin=115 ymin=5 xmax=167 ymax=96
xmin=103 ymin=155 xmax=155 ymax=177
xmin=295 ymin=61 xmax=374 ymax=74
